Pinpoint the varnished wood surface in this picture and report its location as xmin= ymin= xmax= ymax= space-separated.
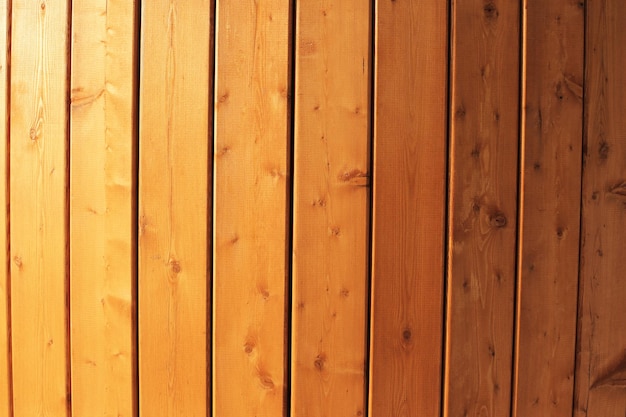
xmin=445 ymin=0 xmax=520 ymax=416
xmin=138 ymin=0 xmax=212 ymax=415
xmin=0 ymin=3 xmax=624 ymax=416
xmin=9 ymin=0 xmax=70 ymax=415
xmin=370 ymin=1 xmax=448 ymax=416
xmin=291 ymin=1 xmax=371 ymax=416
xmin=213 ymin=1 xmax=290 ymax=416
xmin=513 ymin=1 xmax=584 ymax=416
xmin=69 ymin=0 xmax=137 ymax=415
xmin=575 ymin=1 xmax=626 ymax=416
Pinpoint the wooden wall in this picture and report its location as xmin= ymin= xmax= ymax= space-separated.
xmin=0 ymin=0 xmax=625 ymax=416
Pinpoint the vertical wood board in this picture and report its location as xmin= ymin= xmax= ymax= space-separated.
xmin=213 ymin=0 xmax=291 ymax=416
xmin=513 ymin=1 xmax=584 ymax=416
xmin=575 ymin=1 xmax=626 ymax=416
xmin=9 ymin=0 xmax=70 ymax=415
xmin=69 ymin=0 xmax=137 ymax=415
xmin=291 ymin=1 xmax=371 ymax=416
xmin=0 ymin=0 xmax=9 ymax=415
xmin=445 ymin=1 xmax=520 ymax=416
xmin=369 ymin=1 xmax=448 ymax=416
xmin=138 ymin=0 xmax=211 ymax=415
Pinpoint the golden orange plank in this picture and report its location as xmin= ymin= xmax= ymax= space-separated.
xmin=69 ymin=0 xmax=137 ymax=415
xmin=138 ymin=0 xmax=212 ymax=414
xmin=291 ymin=1 xmax=371 ymax=416
xmin=10 ymin=0 xmax=70 ymax=415
xmin=213 ymin=1 xmax=291 ymax=416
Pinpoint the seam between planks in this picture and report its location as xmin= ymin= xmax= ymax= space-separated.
xmin=572 ymin=0 xmax=588 ymax=416
xmin=65 ymin=0 xmax=73 ymax=413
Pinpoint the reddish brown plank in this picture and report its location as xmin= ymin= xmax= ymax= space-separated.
xmin=369 ymin=1 xmax=448 ymax=416
xmin=513 ymin=1 xmax=584 ymax=416
xmin=575 ymin=1 xmax=626 ymax=416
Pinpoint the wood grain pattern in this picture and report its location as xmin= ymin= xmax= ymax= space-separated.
xmin=9 ymin=0 xmax=70 ymax=415
xmin=213 ymin=1 xmax=290 ymax=416
xmin=575 ymin=1 xmax=626 ymax=416
xmin=369 ymin=1 xmax=448 ymax=416
xmin=513 ymin=1 xmax=584 ymax=416
xmin=0 ymin=0 xmax=9 ymax=415
xmin=138 ymin=0 xmax=211 ymax=415
xmin=291 ymin=1 xmax=370 ymax=416
xmin=69 ymin=0 xmax=137 ymax=415
xmin=444 ymin=1 xmax=520 ymax=416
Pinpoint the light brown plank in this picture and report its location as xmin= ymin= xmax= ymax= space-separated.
xmin=369 ymin=0 xmax=448 ymax=416
xmin=444 ymin=1 xmax=520 ymax=416
xmin=575 ymin=1 xmax=626 ymax=416
xmin=0 ymin=0 xmax=9 ymax=415
xmin=291 ymin=1 xmax=370 ymax=416
xmin=513 ymin=1 xmax=584 ymax=416
xmin=138 ymin=0 xmax=211 ymax=414
xmin=213 ymin=1 xmax=290 ymax=416
xmin=69 ymin=0 xmax=136 ymax=415
xmin=9 ymin=0 xmax=70 ymax=415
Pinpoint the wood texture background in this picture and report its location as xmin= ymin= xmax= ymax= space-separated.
xmin=0 ymin=1 xmax=625 ymax=417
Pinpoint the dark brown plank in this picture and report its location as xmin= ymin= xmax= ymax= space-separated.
xmin=445 ymin=0 xmax=520 ymax=416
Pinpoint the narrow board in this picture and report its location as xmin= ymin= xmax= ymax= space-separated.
xmin=213 ymin=0 xmax=290 ymax=416
xmin=69 ymin=0 xmax=136 ymax=415
xmin=369 ymin=0 xmax=448 ymax=416
xmin=9 ymin=0 xmax=70 ymax=415
xmin=513 ymin=1 xmax=584 ymax=416
xmin=138 ymin=0 xmax=211 ymax=414
xmin=444 ymin=1 xmax=520 ymax=416
xmin=0 ymin=0 xmax=9 ymax=415
xmin=575 ymin=1 xmax=626 ymax=416
xmin=291 ymin=1 xmax=370 ymax=416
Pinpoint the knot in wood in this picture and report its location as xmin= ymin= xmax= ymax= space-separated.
xmin=168 ymin=259 xmax=182 ymax=274
xmin=483 ymin=2 xmax=499 ymax=19
xmin=314 ymin=354 xmax=326 ymax=371
xmin=402 ymin=329 xmax=412 ymax=342
xmin=489 ymin=212 xmax=507 ymax=228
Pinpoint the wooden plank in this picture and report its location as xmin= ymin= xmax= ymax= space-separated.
xmin=0 ymin=0 xmax=9 ymax=415
xmin=291 ymin=1 xmax=370 ymax=416
xmin=369 ymin=0 xmax=448 ymax=416
xmin=138 ymin=0 xmax=211 ymax=414
xmin=513 ymin=1 xmax=584 ymax=416
xmin=575 ymin=1 xmax=626 ymax=416
xmin=444 ymin=0 xmax=520 ymax=416
xmin=9 ymin=0 xmax=70 ymax=415
xmin=212 ymin=0 xmax=290 ymax=416
xmin=69 ymin=0 xmax=136 ymax=415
